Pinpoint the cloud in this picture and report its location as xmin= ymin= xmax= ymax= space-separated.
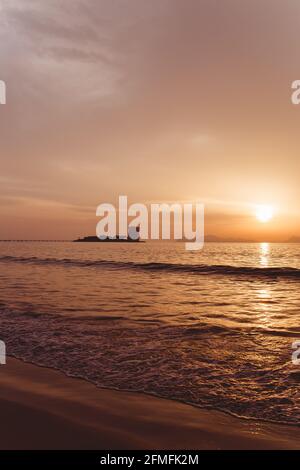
xmin=1 ymin=0 xmax=300 ymax=238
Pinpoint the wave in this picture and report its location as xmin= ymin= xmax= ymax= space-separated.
xmin=1 ymin=255 xmax=300 ymax=279
xmin=0 ymin=307 xmax=299 ymax=426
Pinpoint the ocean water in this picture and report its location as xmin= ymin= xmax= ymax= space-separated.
xmin=0 ymin=241 xmax=299 ymax=425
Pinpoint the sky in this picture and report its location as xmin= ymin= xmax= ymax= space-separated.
xmin=0 ymin=0 xmax=300 ymax=241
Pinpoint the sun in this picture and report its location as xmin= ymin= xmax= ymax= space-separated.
xmin=255 ymin=205 xmax=274 ymax=223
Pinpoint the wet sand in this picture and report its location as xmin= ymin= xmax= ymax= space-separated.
xmin=0 ymin=357 xmax=299 ymax=450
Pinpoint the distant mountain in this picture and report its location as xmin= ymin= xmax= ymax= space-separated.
xmin=178 ymin=234 xmax=254 ymax=243
xmin=205 ymin=234 xmax=254 ymax=243
xmin=287 ymin=236 xmax=300 ymax=243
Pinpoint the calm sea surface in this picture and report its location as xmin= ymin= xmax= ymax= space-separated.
xmin=0 ymin=242 xmax=299 ymax=425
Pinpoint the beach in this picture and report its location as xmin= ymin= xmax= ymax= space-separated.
xmin=0 ymin=357 xmax=299 ymax=450
xmin=0 ymin=242 xmax=299 ymax=449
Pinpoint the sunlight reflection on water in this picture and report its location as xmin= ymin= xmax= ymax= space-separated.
xmin=259 ymin=242 xmax=270 ymax=267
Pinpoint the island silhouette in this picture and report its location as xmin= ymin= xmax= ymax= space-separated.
xmin=74 ymin=226 xmax=141 ymax=242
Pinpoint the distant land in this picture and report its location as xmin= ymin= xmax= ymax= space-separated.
xmin=204 ymin=235 xmax=255 ymax=243
xmin=0 ymin=235 xmax=300 ymax=243
xmin=178 ymin=234 xmax=259 ymax=243
xmin=74 ymin=235 xmax=141 ymax=243
xmin=205 ymin=235 xmax=300 ymax=243
xmin=287 ymin=236 xmax=300 ymax=243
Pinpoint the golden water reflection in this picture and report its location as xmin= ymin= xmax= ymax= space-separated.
xmin=256 ymin=287 xmax=273 ymax=328
xmin=259 ymin=242 xmax=269 ymax=267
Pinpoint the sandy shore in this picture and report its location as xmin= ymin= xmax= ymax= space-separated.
xmin=0 ymin=357 xmax=299 ymax=450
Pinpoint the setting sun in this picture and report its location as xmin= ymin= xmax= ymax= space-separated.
xmin=255 ymin=205 xmax=274 ymax=223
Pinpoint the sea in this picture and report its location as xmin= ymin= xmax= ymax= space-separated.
xmin=0 ymin=241 xmax=299 ymax=425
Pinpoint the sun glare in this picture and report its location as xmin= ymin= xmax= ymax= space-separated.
xmin=255 ymin=205 xmax=274 ymax=223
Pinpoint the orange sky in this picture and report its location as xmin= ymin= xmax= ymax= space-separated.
xmin=0 ymin=0 xmax=300 ymax=241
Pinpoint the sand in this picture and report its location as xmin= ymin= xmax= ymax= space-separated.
xmin=0 ymin=357 xmax=299 ymax=450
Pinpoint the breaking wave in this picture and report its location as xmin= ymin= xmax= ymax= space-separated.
xmin=1 ymin=255 xmax=300 ymax=279
xmin=0 ymin=308 xmax=299 ymax=426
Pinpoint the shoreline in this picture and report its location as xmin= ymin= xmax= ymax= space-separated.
xmin=0 ymin=358 xmax=299 ymax=449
